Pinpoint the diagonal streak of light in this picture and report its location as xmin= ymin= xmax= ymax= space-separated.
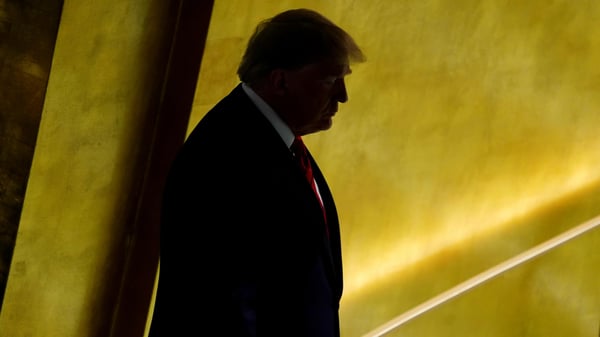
xmin=362 ymin=213 xmax=600 ymax=337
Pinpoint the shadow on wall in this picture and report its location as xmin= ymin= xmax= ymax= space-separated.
xmin=0 ymin=0 xmax=63 ymax=307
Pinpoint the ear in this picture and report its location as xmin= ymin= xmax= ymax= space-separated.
xmin=268 ymin=69 xmax=287 ymax=95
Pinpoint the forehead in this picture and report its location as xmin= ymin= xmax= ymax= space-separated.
xmin=299 ymin=60 xmax=351 ymax=77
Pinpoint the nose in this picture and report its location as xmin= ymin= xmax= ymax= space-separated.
xmin=335 ymin=78 xmax=348 ymax=103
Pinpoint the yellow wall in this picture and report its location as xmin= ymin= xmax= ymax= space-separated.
xmin=192 ymin=1 xmax=600 ymax=336
xmin=1 ymin=0 xmax=598 ymax=336
xmin=0 ymin=1 xmax=172 ymax=336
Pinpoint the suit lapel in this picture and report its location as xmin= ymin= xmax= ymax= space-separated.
xmin=309 ymin=154 xmax=343 ymax=296
xmin=231 ymin=84 xmax=343 ymax=296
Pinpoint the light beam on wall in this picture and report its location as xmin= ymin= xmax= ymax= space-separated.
xmin=361 ymin=213 xmax=600 ymax=337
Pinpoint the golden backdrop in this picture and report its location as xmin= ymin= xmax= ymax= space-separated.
xmin=0 ymin=0 xmax=596 ymax=336
xmin=191 ymin=1 xmax=600 ymax=336
xmin=0 ymin=1 xmax=175 ymax=336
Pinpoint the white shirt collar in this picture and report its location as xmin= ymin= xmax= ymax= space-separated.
xmin=241 ymin=82 xmax=295 ymax=148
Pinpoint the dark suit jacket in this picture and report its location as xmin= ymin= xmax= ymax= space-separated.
xmin=150 ymin=84 xmax=343 ymax=337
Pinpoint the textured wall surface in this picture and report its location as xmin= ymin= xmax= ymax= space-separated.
xmin=0 ymin=0 xmax=62 ymax=304
xmin=192 ymin=1 xmax=600 ymax=336
xmin=0 ymin=1 xmax=174 ymax=336
xmin=1 ymin=0 xmax=598 ymax=336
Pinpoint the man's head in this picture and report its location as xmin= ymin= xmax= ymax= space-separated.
xmin=238 ymin=8 xmax=365 ymax=136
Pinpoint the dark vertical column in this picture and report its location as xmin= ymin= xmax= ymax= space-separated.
xmin=109 ymin=1 xmax=214 ymax=336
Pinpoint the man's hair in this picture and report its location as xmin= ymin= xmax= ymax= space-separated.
xmin=237 ymin=8 xmax=366 ymax=84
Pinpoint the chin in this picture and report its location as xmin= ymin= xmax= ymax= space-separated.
xmin=320 ymin=119 xmax=333 ymax=131
xmin=303 ymin=119 xmax=333 ymax=135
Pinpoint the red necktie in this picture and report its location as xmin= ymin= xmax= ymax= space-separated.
xmin=291 ymin=136 xmax=329 ymax=237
